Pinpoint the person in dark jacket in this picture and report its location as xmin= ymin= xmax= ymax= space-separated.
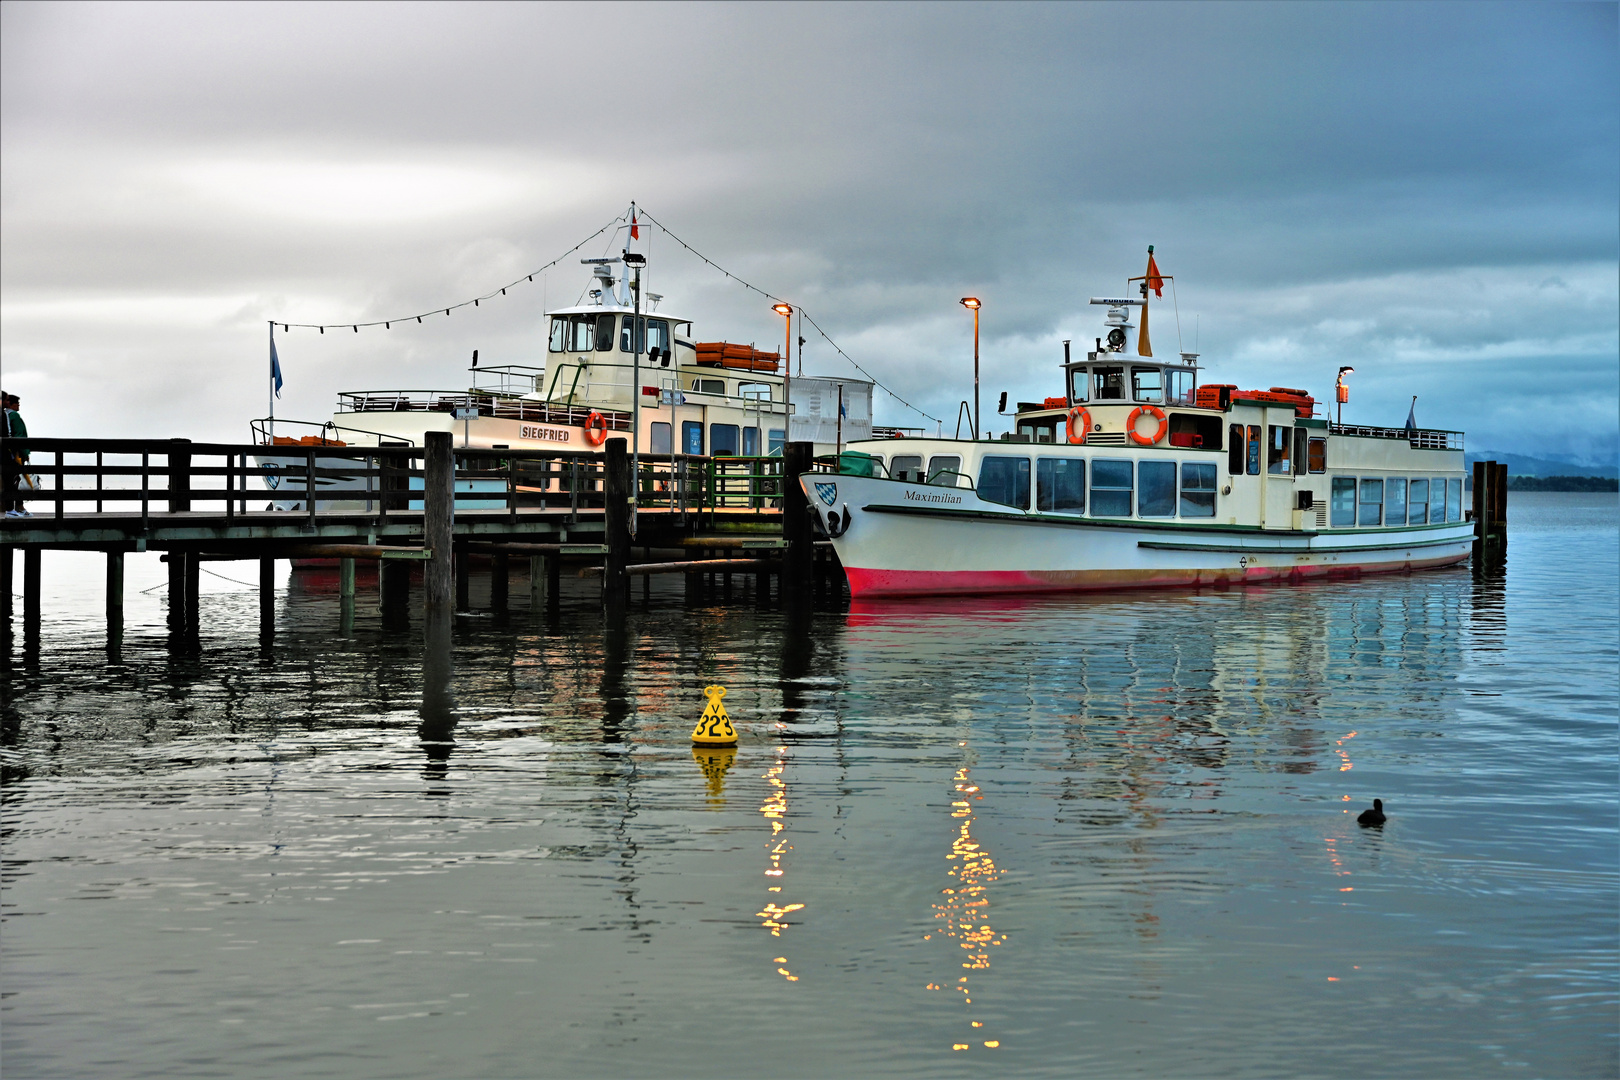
xmin=3 ymin=393 xmax=29 ymax=516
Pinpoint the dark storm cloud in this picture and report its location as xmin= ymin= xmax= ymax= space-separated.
xmin=2 ymin=1 xmax=1614 ymax=460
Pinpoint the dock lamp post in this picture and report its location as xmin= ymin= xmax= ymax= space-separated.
xmin=773 ymin=304 xmax=793 ymax=453
xmin=1335 ymin=366 xmax=1354 ymax=426
xmin=624 ymin=251 xmax=648 ymax=531
xmin=960 ymin=297 xmax=982 ymax=439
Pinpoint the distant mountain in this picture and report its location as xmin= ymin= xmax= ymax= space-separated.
xmin=1465 ymin=451 xmax=1619 ymax=479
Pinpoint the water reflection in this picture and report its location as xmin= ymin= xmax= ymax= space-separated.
xmin=926 ymin=759 xmax=1006 ymax=1053
xmin=419 ymin=610 xmax=455 ymax=788
xmin=756 ymin=743 xmax=802 ymax=981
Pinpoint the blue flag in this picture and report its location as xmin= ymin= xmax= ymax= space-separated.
xmin=271 ymin=333 xmax=284 ymax=398
xmin=1404 ymin=396 xmax=1416 ymax=432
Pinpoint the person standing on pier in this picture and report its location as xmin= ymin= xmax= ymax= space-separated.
xmin=4 ymin=393 xmax=30 ymax=517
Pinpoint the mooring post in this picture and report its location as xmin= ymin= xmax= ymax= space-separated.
xmin=492 ymin=551 xmax=509 ymax=610
xmin=1493 ymin=461 xmax=1508 ymax=550
xmin=602 ymin=438 xmax=631 ymax=607
xmin=424 ymin=431 xmax=455 ymax=614
xmin=783 ymin=441 xmax=814 ymax=592
xmin=23 ymin=548 xmax=41 ymax=633
xmin=168 ymin=438 xmax=192 ymax=514
xmin=106 ymin=550 xmax=124 ymax=634
xmin=259 ymin=557 xmax=276 ymax=636
xmin=167 ymin=550 xmax=185 ymax=631
xmin=183 ymin=550 xmax=200 ymax=635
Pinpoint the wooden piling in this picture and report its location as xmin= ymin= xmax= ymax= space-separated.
xmin=183 ymin=550 xmax=200 ymax=634
xmin=259 ymin=557 xmax=275 ymax=635
xmin=423 ymin=431 xmax=455 ymax=613
xmin=106 ymin=550 xmax=124 ymax=633
xmin=1472 ymin=459 xmax=1508 ymax=558
xmin=167 ymin=549 xmax=185 ymax=630
xmin=168 ymin=438 xmax=191 ymax=513
xmin=23 ymin=548 xmax=41 ymax=631
xmin=602 ymin=438 xmax=630 ymax=606
xmin=339 ymin=557 xmax=356 ymax=599
xmin=783 ymin=441 xmax=814 ymax=591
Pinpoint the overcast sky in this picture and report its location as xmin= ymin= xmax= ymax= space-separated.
xmin=3 ymin=1 xmax=1616 ymax=461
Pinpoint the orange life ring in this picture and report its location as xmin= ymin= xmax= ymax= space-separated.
xmin=1127 ymin=404 xmax=1168 ymax=446
xmin=583 ymin=410 xmax=608 ymax=446
xmin=1065 ymin=405 xmax=1092 ymax=445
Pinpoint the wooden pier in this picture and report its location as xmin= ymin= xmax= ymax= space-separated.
xmin=1 ymin=433 xmax=834 ymax=639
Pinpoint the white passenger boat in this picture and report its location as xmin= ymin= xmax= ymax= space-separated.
xmin=800 ymin=263 xmax=1473 ymax=597
xmin=255 ymin=256 xmax=873 ymax=510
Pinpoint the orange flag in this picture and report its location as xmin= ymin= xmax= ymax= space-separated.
xmin=1138 ymin=246 xmax=1162 ymax=356
xmin=1145 ymin=247 xmax=1163 ymax=298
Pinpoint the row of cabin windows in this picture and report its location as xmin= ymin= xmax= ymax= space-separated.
xmin=648 ymin=421 xmax=785 ymax=456
xmin=1331 ymin=477 xmax=1462 ymax=527
xmin=687 ymin=377 xmax=774 ymax=400
xmin=975 ymin=456 xmax=1220 ymax=518
xmin=549 ymin=314 xmax=676 ymax=356
xmin=1068 ymin=366 xmax=1197 ymax=405
xmin=1228 ymin=424 xmax=1326 ymax=476
xmin=887 ymin=454 xmax=964 ymax=485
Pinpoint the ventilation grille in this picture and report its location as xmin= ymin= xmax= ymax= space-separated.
xmin=1313 ymin=500 xmax=1328 ymax=529
xmin=1085 ymin=432 xmax=1128 ymax=446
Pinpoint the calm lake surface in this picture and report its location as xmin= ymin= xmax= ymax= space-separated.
xmin=3 ymin=492 xmax=1616 ymax=1078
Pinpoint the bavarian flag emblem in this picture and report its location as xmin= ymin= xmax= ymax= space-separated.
xmin=815 ymin=482 xmax=838 ymax=507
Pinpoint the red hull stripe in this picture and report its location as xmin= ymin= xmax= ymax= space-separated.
xmin=843 ymin=553 xmax=1469 ymax=598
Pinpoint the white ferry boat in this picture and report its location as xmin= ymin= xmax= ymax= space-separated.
xmin=255 ymin=256 xmax=872 ymax=509
xmin=800 ymin=264 xmax=1473 ymax=597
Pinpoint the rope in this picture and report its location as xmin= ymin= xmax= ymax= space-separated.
xmin=271 ymin=211 xmax=628 ymax=332
xmin=635 ymin=209 xmax=942 ymax=424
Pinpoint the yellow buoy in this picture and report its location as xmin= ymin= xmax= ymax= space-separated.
xmin=691 ymin=685 xmax=738 ymax=746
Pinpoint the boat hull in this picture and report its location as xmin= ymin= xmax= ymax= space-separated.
xmin=803 ymin=474 xmax=1474 ymax=599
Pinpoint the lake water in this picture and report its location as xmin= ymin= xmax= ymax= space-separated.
xmin=3 ymin=492 xmax=1616 ymax=1078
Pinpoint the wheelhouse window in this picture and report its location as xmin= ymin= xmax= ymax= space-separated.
xmin=738 ymin=381 xmax=772 ymax=401
xmin=549 ymin=314 xmax=608 ymax=353
xmin=1180 ymin=462 xmax=1218 ymax=517
xmin=1132 ymin=367 xmax=1163 ymax=403
xmin=690 ymin=377 xmax=725 ymax=395
xmin=927 ymin=455 xmax=962 ymax=486
xmin=1408 ymin=479 xmax=1429 ymax=524
xmin=1017 ymin=420 xmax=1058 ymax=443
xmin=891 ymin=454 xmax=925 ymax=482
xmin=1093 ymin=366 xmax=1128 ymax=401
xmin=1090 ymin=459 xmax=1133 ymax=517
xmin=1247 ymin=425 xmax=1262 ymax=475
xmin=650 ymin=422 xmax=672 ymax=455
xmin=1331 ymin=477 xmax=1356 ymax=526
xmin=1229 ymin=424 xmax=1245 ymax=475
xmin=619 ymin=316 xmax=671 ymax=354
xmin=1167 ymin=369 xmax=1195 ymax=406
xmin=1268 ymin=425 xmax=1291 ymax=474
xmin=1138 ymin=460 xmax=1176 ymax=517
xmin=1036 ymin=457 xmax=1085 ymax=513
xmin=1358 ymin=478 xmax=1384 ymax=526
xmin=977 ymin=456 xmax=1030 ymax=509
xmin=1447 ymin=478 xmax=1462 ymax=521
xmin=710 ymin=424 xmax=740 ymax=456
xmin=1068 ymin=369 xmax=1090 ymax=402
xmin=682 ymin=421 xmax=703 ymax=455
xmin=1385 ymin=477 xmax=1407 ymax=526
xmin=1308 ymin=437 xmax=1327 ymax=473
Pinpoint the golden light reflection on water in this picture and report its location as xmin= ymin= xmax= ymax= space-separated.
xmin=924 ymin=763 xmax=1006 ymax=1052
xmin=755 ymin=745 xmax=801 ymax=981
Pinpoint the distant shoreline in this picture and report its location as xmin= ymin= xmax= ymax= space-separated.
xmin=1507 ymin=475 xmax=1619 ymax=493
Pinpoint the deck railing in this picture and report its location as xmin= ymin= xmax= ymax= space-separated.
xmin=1328 ymin=424 xmax=1464 ymax=451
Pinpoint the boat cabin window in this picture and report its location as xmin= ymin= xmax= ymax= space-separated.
xmin=891 ymin=455 xmax=925 ymax=482
xmin=1308 ymin=436 xmax=1326 ymax=473
xmin=1138 ymin=460 xmax=1176 ymax=516
xmin=1036 ymin=457 xmax=1085 ymax=513
xmin=1292 ymin=429 xmax=1309 ymax=476
xmin=620 ymin=316 xmax=671 ymax=355
xmin=1268 ymin=426 xmax=1291 ymax=474
xmin=1409 ymin=479 xmax=1429 ymax=524
xmin=1132 ymin=367 xmax=1163 ymax=403
xmin=738 ymin=381 xmax=772 ymax=401
xmin=1167 ymin=369 xmax=1195 ymax=406
xmin=710 ymin=424 xmax=740 ymax=456
xmin=1331 ymin=477 xmax=1356 ymax=526
xmin=1170 ymin=412 xmax=1221 ymax=449
xmin=1228 ymin=424 xmax=1244 ymax=474
xmin=682 ymin=420 xmax=703 ymax=455
xmin=1180 ymin=462 xmax=1218 ymax=517
xmin=1358 ymin=478 xmax=1383 ymax=526
xmin=690 ymin=377 xmax=726 ymax=395
xmin=1093 ymin=366 xmax=1128 ymax=401
xmin=1447 ymin=478 xmax=1462 ymax=521
xmin=1090 ymin=459 xmax=1133 ymax=517
xmin=1247 ymin=425 xmax=1262 ymax=475
xmin=769 ymin=428 xmax=785 ymax=455
xmin=650 ymin=422 xmax=672 ymax=455
xmin=1385 ymin=477 xmax=1408 ymax=526
xmin=742 ymin=427 xmax=760 ymax=455
xmin=1068 ymin=369 xmax=1090 ymax=403
xmin=549 ymin=314 xmax=615 ymax=353
xmin=1017 ymin=420 xmax=1058 ymax=444
xmin=977 ymin=455 xmax=1031 ymax=509
xmin=927 ymin=455 xmax=962 ymax=486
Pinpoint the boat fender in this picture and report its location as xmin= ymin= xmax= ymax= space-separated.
xmin=583 ymin=410 xmax=609 ymax=446
xmin=826 ymin=504 xmax=852 ymax=539
xmin=1065 ymin=405 xmax=1092 ymax=445
xmin=1127 ymin=404 xmax=1168 ymax=446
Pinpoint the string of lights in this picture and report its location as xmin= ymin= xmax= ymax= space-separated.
xmin=270 ymin=211 xmax=628 ymax=332
xmin=635 ymin=208 xmax=943 ymax=425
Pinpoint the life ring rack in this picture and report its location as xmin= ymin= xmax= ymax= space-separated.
xmin=583 ymin=410 xmax=609 ymax=446
xmin=1065 ymin=405 xmax=1092 ymax=445
xmin=1127 ymin=404 xmax=1168 ymax=446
